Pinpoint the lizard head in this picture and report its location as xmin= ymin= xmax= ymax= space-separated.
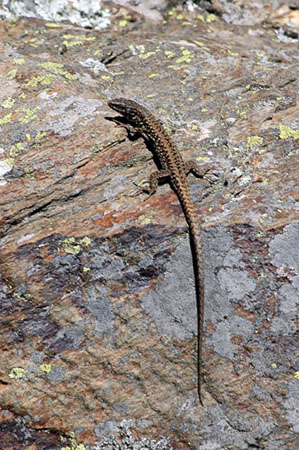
xmin=108 ymin=98 xmax=147 ymax=126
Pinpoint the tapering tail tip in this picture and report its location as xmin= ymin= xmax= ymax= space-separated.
xmin=198 ymin=388 xmax=204 ymax=406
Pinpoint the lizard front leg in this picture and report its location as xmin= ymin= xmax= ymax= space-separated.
xmin=184 ymin=160 xmax=210 ymax=178
xmin=184 ymin=160 xmax=215 ymax=183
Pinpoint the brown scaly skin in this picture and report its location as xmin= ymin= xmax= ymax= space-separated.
xmin=108 ymin=98 xmax=210 ymax=405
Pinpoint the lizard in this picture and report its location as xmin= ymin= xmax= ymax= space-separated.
xmin=108 ymin=98 xmax=210 ymax=405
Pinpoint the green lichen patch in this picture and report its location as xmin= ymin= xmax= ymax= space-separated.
xmin=35 ymin=131 xmax=47 ymax=141
xmin=18 ymin=107 xmax=40 ymax=124
xmin=27 ymin=74 xmax=56 ymax=87
xmin=45 ymin=22 xmax=61 ymax=28
xmin=175 ymin=49 xmax=194 ymax=64
xmin=39 ymin=62 xmax=77 ymax=81
xmin=61 ymin=237 xmax=81 ymax=255
xmin=0 ymin=113 xmax=12 ymax=125
xmin=62 ymin=432 xmax=86 ymax=450
xmin=247 ymin=136 xmax=264 ymax=149
xmin=140 ymin=51 xmax=156 ymax=60
xmin=1 ymin=97 xmax=15 ymax=109
xmin=80 ymin=237 xmax=91 ymax=246
xmin=9 ymin=367 xmax=25 ymax=379
xmin=279 ymin=124 xmax=299 ymax=140
xmin=13 ymin=58 xmax=25 ymax=65
xmin=7 ymin=69 xmax=17 ymax=80
xmin=60 ymin=236 xmax=91 ymax=255
xmin=10 ymin=142 xmax=25 ymax=157
xmin=40 ymin=363 xmax=52 ymax=373
xmin=62 ymin=34 xmax=96 ymax=48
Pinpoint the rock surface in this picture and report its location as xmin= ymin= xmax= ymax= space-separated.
xmin=0 ymin=1 xmax=298 ymax=449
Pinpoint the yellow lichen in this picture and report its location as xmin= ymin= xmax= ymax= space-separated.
xmin=247 ymin=136 xmax=264 ymax=148
xmin=40 ymin=363 xmax=52 ymax=373
xmin=140 ymin=51 xmax=156 ymax=60
xmin=193 ymin=40 xmax=204 ymax=47
xmin=9 ymin=367 xmax=25 ymax=379
xmin=35 ymin=131 xmax=47 ymax=141
xmin=1 ymin=97 xmax=15 ymax=109
xmin=40 ymin=62 xmax=77 ymax=81
xmin=13 ymin=58 xmax=25 ymax=65
xmin=27 ymin=74 xmax=56 ymax=87
xmin=279 ymin=124 xmax=299 ymax=140
xmin=61 ymin=236 xmax=91 ymax=255
xmin=93 ymin=49 xmax=102 ymax=57
xmin=196 ymin=156 xmax=211 ymax=162
xmin=4 ymin=158 xmax=14 ymax=170
xmin=0 ymin=113 xmax=12 ymax=124
xmin=18 ymin=107 xmax=40 ymax=124
xmin=207 ymin=13 xmax=216 ymax=23
xmin=139 ymin=215 xmax=153 ymax=226
xmin=61 ymin=237 xmax=81 ymax=255
xmin=62 ymin=432 xmax=86 ymax=450
xmin=46 ymin=23 xmax=61 ymax=27
xmin=176 ymin=49 xmax=193 ymax=64
xmin=167 ymin=64 xmax=183 ymax=71
xmin=62 ymin=34 xmax=96 ymax=48
xmin=227 ymin=49 xmax=239 ymax=57
xmin=165 ymin=50 xmax=175 ymax=58
xmin=10 ymin=142 xmax=25 ymax=157
xmin=79 ymin=237 xmax=91 ymax=246
xmin=7 ymin=69 xmax=17 ymax=80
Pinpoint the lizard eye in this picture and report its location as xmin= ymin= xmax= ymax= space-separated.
xmin=126 ymin=107 xmax=139 ymax=122
xmin=126 ymin=106 xmax=134 ymax=116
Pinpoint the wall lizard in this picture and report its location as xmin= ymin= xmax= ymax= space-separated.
xmin=108 ymin=98 xmax=210 ymax=405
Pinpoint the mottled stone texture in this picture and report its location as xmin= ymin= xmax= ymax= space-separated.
xmin=0 ymin=2 xmax=298 ymax=449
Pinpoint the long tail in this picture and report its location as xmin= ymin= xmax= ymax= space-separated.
xmin=190 ymin=219 xmax=205 ymax=406
xmin=177 ymin=187 xmax=205 ymax=405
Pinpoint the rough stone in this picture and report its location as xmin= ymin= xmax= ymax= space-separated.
xmin=0 ymin=1 xmax=298 ymax=448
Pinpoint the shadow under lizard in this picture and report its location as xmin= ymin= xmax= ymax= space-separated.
xmin=108 ymin=98 xmax=211 ymax=405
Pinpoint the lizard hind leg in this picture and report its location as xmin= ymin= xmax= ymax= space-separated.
xmin=145 ymin=169 xmax=171 ymax=196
